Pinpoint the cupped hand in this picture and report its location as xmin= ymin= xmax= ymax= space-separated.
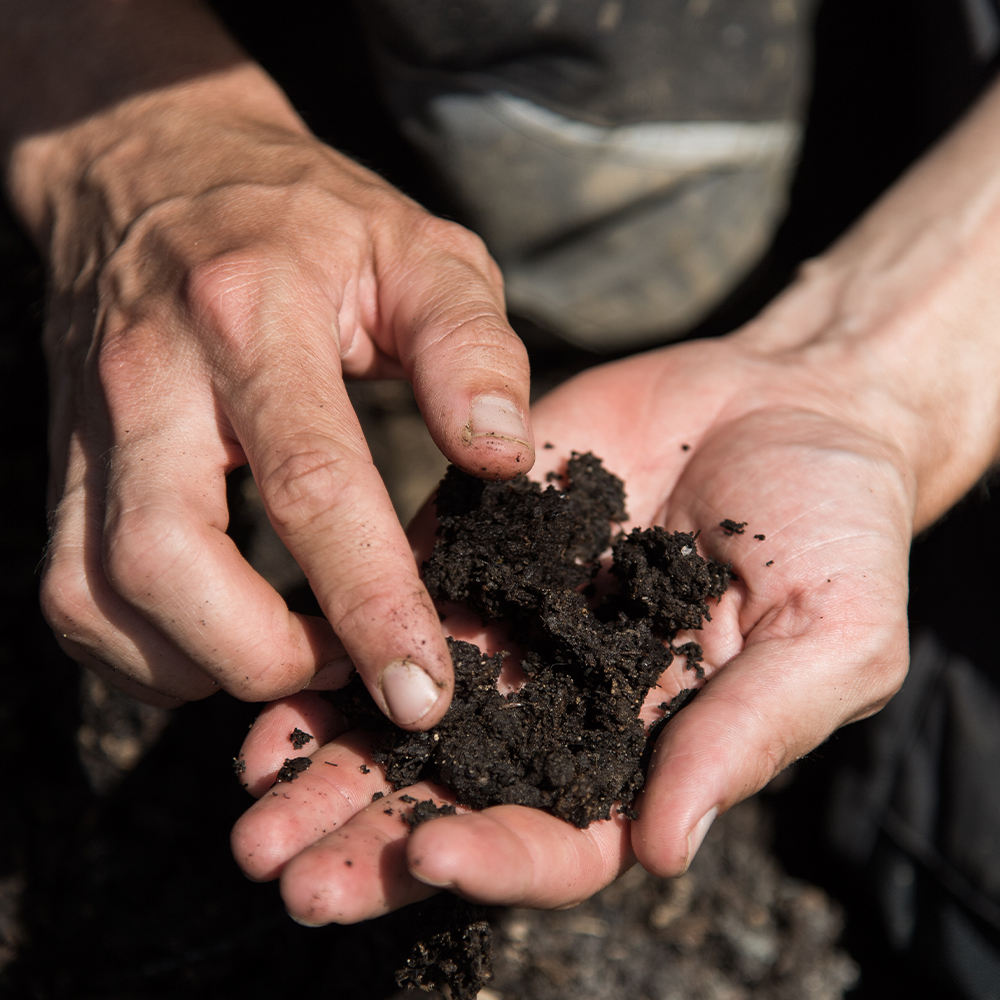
xmin=32 ymin=63 xmax=532 ymax=718
xmin=231 ymin=331 xmax=915 ymax=922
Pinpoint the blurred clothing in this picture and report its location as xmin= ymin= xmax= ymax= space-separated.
xmin=354 ymin=0 xmax=814 ymax=349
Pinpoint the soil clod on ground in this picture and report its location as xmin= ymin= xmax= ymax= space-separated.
xmin=393 ymin=898 xmax=493 ymax=1000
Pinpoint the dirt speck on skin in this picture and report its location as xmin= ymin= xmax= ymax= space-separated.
xmin=720 ymin=519 xmax=748 ymax=535
xmin=289 ymin=728 xmax=313 ymax=750
xmin=404 ymin=799 xmax=458 ymax=828
xmin=275 ymin=758 xmax=312 ymax=783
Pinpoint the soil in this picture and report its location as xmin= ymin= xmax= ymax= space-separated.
xmin=393 ymin=898 xmax=493 ymax=1000
xmin=403 ymin=800 xmax=458 ymax=829
xmin=332 ymin=455 xmax=735 ymax=995
xmin=289 ymin=728 xmax=314 ymax=751
xmin=334 ymin=454 xmax=730 ymax=828
xmin=275 ymin=757 xmax=312 ymax=783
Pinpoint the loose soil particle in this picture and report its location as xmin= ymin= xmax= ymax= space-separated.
xmin=289 ymin=728 xmax=313 ymax=750
xmin=403 ymin=800 xmax=458 ymax=829
xmin=275 ymin=757 xmax=312 ymax=783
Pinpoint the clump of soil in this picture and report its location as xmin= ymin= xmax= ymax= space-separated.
xmin=289 ymin=728 xmax=313 ymax=751
xmin=403 ymin=800 xmax=458 ymax=829
xmin=334 ymin=453 xmax=730 ymax=827
xmin=275 ymin=757 xmax=312 ymax=783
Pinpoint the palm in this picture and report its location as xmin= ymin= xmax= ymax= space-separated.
xmin=231 ymin=338 xmax=913 ymax=921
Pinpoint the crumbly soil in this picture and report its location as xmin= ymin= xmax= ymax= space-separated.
xmin=333 ymin=454 xmax=735 ymax=994
xmin=333 ymin=454 xmax=730 ymax=828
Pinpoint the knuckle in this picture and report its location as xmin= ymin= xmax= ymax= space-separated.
xmin=417 ymin=214 xmax=485 ymax=258
xmin=414 ymin=214 xmax=502 ymax=281
xmin=103 ymin=505 xmax=191 ymax=600
xmin=863 ymin=633 xmax=911 ymax=713
xmin=39 ymin=556 xmax=93 ymax=639
xmin=222 ymin=657 xmax=308 ymax=703
xmin=329 ymin=582 xmax=429 ymax=649
xmin=183 ymin=252 xmax=270 ymax=356
xmin=257 ymin=448 xmax=357 ymax=536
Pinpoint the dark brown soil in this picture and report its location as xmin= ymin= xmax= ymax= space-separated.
xmin=403 ymin=800 xmax=458 ymax=829
xmin=332 ymin=455 xmax=732 ymax=996
xmin=334 ymin=454 xmax=730 ymax=828
xmin=393 ymin=898 xmax=492 ymax=1000
xmin=275 ymin=757 xmax=312 ymax=783
xmin=289 ymin=728 xmax=313 ymax=751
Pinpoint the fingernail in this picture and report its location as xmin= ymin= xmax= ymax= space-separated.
xmin=306 ymin=656 xmax=355 ymax=690
xmin=410 ymin=867 xmax=454 ymax=889
xmin=289 ymin=913 xmax=327 ymax=928
xmin=380 ymin=659 xmax=441 ymax=725
xmin=464 ymin=394 xmax=530 ymax=448
xmin=683 ymin=806 xmax=718 ymax=872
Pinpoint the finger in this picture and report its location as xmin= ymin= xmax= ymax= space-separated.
xmin=406 ymin=805 xmax=634 ymax=909
xmin=213 ymin=288 xmax=454 ymax=731
xmin=231 ymin=729 xmax=388 ymax=882
xmin=41 ymin=432 xmax=220 ymax=702
xmin=236 ymin=692 xmax=348 ymax=796
xmin=633 ymin=623 xmax=909 ymax=878
xmin=99 ymin=376 xmax=349 ymax=702
xmin=277 ymin=783 xmax=449 ymax=924
xmin=379 ymin=217 xmax=535 ymax=480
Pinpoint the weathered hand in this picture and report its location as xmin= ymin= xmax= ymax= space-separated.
xmin=16 ymin=57 xmax=531 ymax=716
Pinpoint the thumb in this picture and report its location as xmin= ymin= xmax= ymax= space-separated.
xmin=632 ymin=626 xmax=908 ymax=877
xmin=380 ymin=217 xmax=534 ymax=480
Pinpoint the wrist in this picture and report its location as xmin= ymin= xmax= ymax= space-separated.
xmin=735 ymin=227 xmax=1000 ymax=534
xmin=731 ymin=77 xmax=1000 ymax=532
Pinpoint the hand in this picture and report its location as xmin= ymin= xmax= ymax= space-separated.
xmin=231 ymin=74 xmax=1000 ymax=915
xmin=3 ymin=5 xmax=533 ymax=717
xmin=230 ymin=339 xmax=913 ymax=920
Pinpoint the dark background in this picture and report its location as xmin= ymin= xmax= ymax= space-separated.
xmin=1 ymin=0 xmax=998 ymax=995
